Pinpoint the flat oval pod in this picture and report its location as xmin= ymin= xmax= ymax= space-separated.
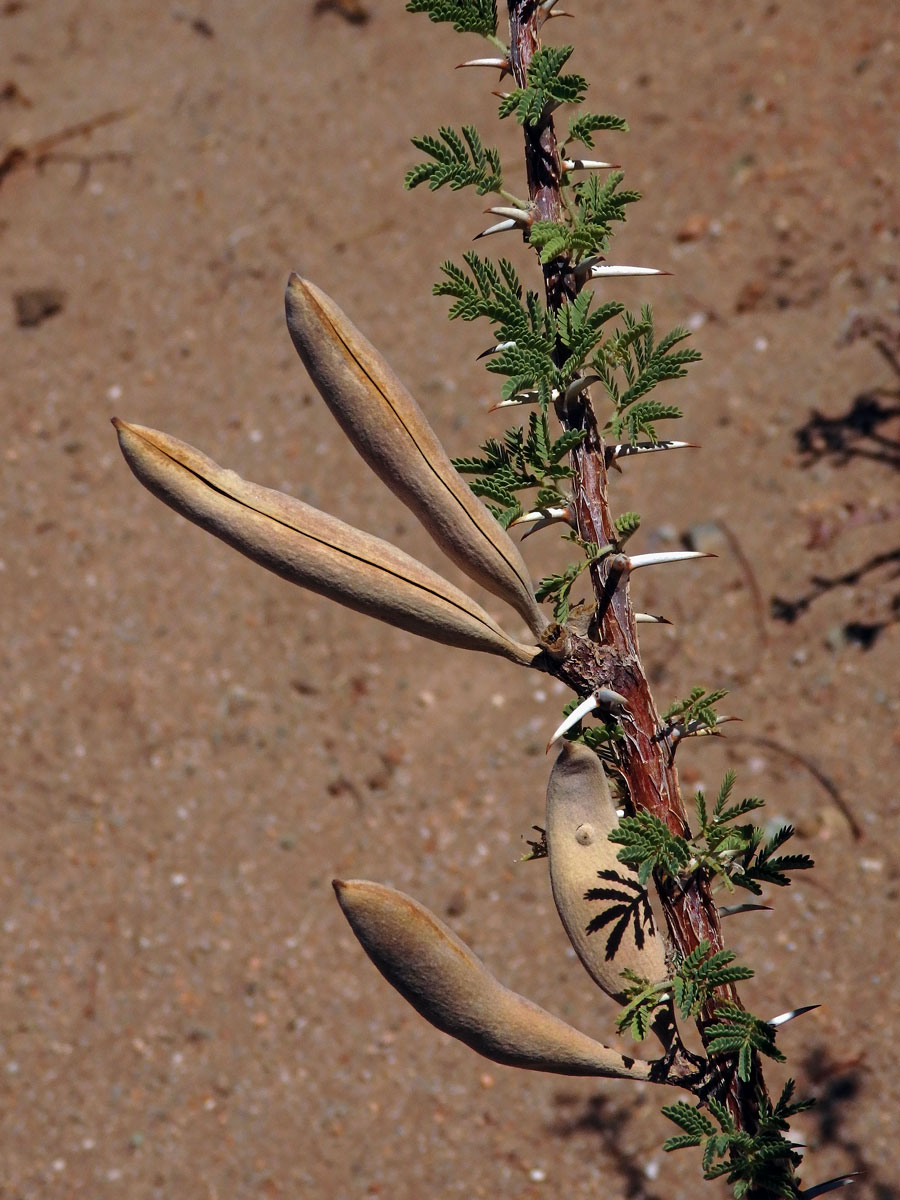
xmin=333 ymin=878 xmax=656 ymax=1080
xmin=285 ymin=275 xmax=546 ymax=638
xmin=114 ymin=419 xmax=541 ymax=668
xmin=546 ymin=741 xmax=667 ymax=1003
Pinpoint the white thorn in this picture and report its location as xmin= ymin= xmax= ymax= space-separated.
xmin=486 ymin=205 xmax=532 ymax=225
xmin=561 ymin=374 xmax=602 ymax=404
xmin=511 ymin=507 xmax=573 ymax=540
xmin=767 ymin=1004 xmax=820 ymax=1028
xmin=573 ymin=255 xmax=603 ymax=278
xmin=489 ymin=390 xmax=540 ymax=411
xmin=611 ymin=440 xmax=697 ymax=459
xmin=474 ymin=218 xmax=518 ymax=240
xmin=634 ymin=612 xmax=672 ymax=625
xmin=510 ymin=506 xmax=570 ymax=527
xmin=562 ymin=158 xmax=618 ymax=171
xmin=457 ymin=58 xmax=508 ymax=69
xmin=477 ymin=341 xmax=516 ymax=360
xmin=589 ymin=264 xmax=669 ymax=279
xmin=521 ymin=517 xmax=561 ymax=541
xmin=539 ymin=0 xmax=573 ymax=18
xmin=800 ymin=1176 xmax=859 ymax=1200
xmin=718 ymin=903 xmax=772 ymax=918
xmin=547 ymin=694 xmax=599 ymax=747
xmin=626 ymin=551 xmax=714 ymax=570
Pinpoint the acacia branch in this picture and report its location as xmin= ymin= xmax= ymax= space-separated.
xmin=505 ymin=0 xmax=782 ymax=1179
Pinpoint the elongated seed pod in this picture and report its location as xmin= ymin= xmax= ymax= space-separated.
xmin=284 ymin=275 xmax=546 ymax=638
xmin=114 ymin=420 xmax=541 ymax=668
xmin=546 ymin=741 xmax=667 ymax=1003
xmin=333 ymin=879 xmax=657 ymax=1080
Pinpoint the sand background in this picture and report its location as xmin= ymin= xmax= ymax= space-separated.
xmin=3 ymin=1 xmax=899 ymax=1196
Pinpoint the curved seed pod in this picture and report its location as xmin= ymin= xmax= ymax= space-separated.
xmin=546 ymin=741 xmax=667 ymax=1004
xmin=284 ymin=274 xmax=546 ymax=638
xmin=114 ymin=420 xmax=541 ymax=668
xmin=333 ymin=878 xmax=658 ymax=1081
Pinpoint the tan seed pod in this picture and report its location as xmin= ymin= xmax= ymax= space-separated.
xmin=114 ymin=419 xmax=541 ymax=668
xmin=333 ymin=878 xmax=658 ymax=1081
xmin=284 ymin=274 xmax=546 ymax=638
xmin=546 ymin=741 xmax=667 ymax=1003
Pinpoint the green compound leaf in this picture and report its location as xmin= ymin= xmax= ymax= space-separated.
xmin=593 ymin=307 xmax=699 ymax=438
xmin=661 ymin=1101 xmax=716 ymax=1144
xmin=665 ymin=1087 xmax=808 ymax=1195
xmin=664 ymin=685 xmax=729 ymax=730
xmin=614 ymin=510 xmax=641 ymax=545
xmin=608 ymin=811 xmax=692 ymax=885
xmin=547 ymin=427 xmax=587 ymax=464
xmin=406 ymin=126 xmax=503 ymax=195
xmin=575 ymin=171 xmax=641 ymax=232
xmin=732 ymin=824 xmax=815 ymax=894
xmin=671 ymin=941 xmax=755 ymax=1019
xmin=499 ymin=45 xmax=587 ymax=125
xmin=706 ymin=1001 xmax=786 ymax=1080
xmin=619 ymin=398 xmax=684 ymax=441
xmin=406 ymin=0 xmax=496 ymax=38
xmin=535 ymin=539 xmax=608 ymax=624
xmin=568 ymin=111 xmax=629 ymax=148
xmin=615 ymin=969 xmax=670 ymax=1041
xmin=527 ymin=173 xmax=640 ymax=264
xmin=556 ymin=293 xmax=625 ymax=373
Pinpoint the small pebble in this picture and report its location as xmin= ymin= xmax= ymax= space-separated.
xmin=14 ymin=286 xmax=67 ymax=327
xmin=675 ymin=214 xmax=709 ymax=242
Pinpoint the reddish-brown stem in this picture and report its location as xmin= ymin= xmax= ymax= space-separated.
xmin=505 ymin=1 xmax=787 ymax=1187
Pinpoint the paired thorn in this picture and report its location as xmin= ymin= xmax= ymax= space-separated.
xmin=767 ymin=1004 xmax=820 ymax=1028
xmin=626 ymin=550 xmax=715 ymax=571
xmin=800 ymin=1176 xmax=859 ymax=1200
xmin=718 ymin=902 xmax=772 ymax=918
xmin=487 ymin=205 xmax=532 ymax=224
xmin=547 ymin=688 xmax=628 ymax=749
xmin=609 ymin=440 xmax=698 ymax=461
xmin=474 ymin=206 xmax=532 ymax=242
xmin=510 ymin=506 xmax=573 ymax=540
xmin=634 ymin=612 xmax=672 ymax=625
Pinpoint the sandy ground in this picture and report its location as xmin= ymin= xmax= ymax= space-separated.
xmin=3 ymin=1 xmax=899 ymax=1197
